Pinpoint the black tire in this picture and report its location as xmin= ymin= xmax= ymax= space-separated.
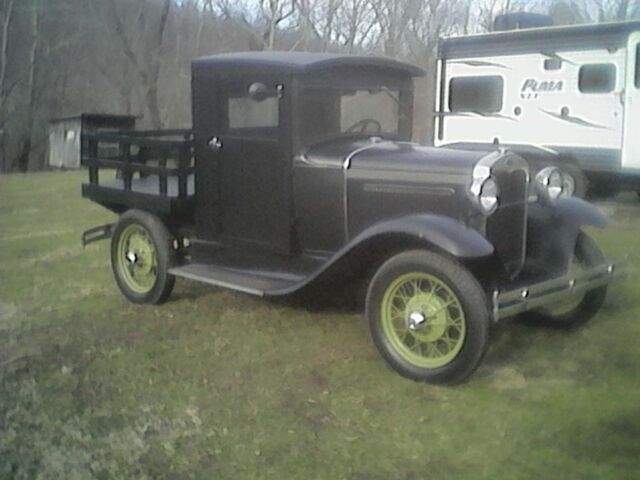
xmin=523 ymin=232 xmax=607 ymax=329
xmin=587 ymin=179 xmax=618 ymax=200
xmin=561 ymin=164 xmax=588 ymax=199
xmin=111 ymin=209 xmax=176 ymax=304
xmin=366 ymin=250 xmax=490 ymax=384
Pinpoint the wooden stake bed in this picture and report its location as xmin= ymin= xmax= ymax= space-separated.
xmin=81 ymin=130 xmax=195 ymax=215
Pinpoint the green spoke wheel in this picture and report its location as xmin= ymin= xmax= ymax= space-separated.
xmin=367 ymin=250 xmax=489 ymax=384
xmin=115 ymin=224 xmax=159 ymax=294
xmin=381 ymin=273 xmax=466 ymax=369
xmin=111 ymin=209 xmax=176 ymax=304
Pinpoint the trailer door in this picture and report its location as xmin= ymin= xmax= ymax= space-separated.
xmin=622 ymin=32 xmax=640 ymax=170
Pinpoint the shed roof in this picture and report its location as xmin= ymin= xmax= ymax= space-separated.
xmin=50 ymin=114 xmax=137 ymax=125
xmin=192 ymin=51 xmax=425 ymax=77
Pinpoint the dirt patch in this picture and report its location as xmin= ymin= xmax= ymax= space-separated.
xmin=490 ymin=367 xmax=528 ymax=391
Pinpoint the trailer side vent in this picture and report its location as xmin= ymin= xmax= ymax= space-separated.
xmin=449 ymin=76 xmax=504 ymax=113
xmin=578 ymin=64 xmax=616 ymax=94
xmin=544 ymin=58 xmax=562 ymax=71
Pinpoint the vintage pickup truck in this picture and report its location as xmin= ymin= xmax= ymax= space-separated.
xmin=81 ymin=52 xmax=614 ymax=384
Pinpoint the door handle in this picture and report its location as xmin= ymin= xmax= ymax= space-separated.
xmin=208 ymin=136 xmax=223 ymax=150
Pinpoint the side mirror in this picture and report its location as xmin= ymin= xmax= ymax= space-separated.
xmin=248 ymin=82 xmax=270 ymax=102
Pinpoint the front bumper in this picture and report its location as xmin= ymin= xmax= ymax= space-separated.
xmin=492 ymin=262 xmax=615 ymax=322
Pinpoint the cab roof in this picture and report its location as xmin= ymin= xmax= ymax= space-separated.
xmin=192 ymin=51 xmax=425 ymax=77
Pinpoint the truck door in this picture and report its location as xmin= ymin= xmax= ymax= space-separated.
xmin=622 ymin=32 xmax=640 ymax=170
xmin=211 ymin=79 xmax=291 ymax=252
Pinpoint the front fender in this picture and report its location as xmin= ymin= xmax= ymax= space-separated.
xmin=524 ymin=197 xmax=608 ymax=277
xmin=264 ymin=214 xmax=493 ymax=295
xmin=553 ymin=196 xmax=608 ymax=229
xmin=349 ymin=214 xmax=494 ymax=259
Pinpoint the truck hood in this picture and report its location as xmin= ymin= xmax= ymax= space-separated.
xmin=302 ymin=137 xmax=490 ymax=175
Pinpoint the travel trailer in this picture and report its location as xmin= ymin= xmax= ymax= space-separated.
xmin=434 ymin=20 xmax=640 ymax=195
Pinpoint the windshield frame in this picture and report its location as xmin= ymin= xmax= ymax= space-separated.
xmin=292 ymin=70 xmax=415 ymax=152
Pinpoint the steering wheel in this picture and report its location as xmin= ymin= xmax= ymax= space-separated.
xmin=345 ymin=118 xmax=382 ymax=133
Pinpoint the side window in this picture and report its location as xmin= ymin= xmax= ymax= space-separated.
xmin=449 ymin=76 xmax=503 ymax=113
xmin=636 ymin=44 xmax=640 ymax=89
xmin=578 ymin=63 xmax=616 ymax=93
xmin=228 ymin=96 xmax=278 ymax=129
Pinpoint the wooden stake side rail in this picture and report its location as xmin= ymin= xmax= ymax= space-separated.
xmin=82 ymin=131 xmax=194 ymax=199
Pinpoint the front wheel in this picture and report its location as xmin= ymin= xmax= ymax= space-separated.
xmin=111 ymin=209 xmax=176 ymax=304
xmin=366 ymin=250 xmax=490 ymax=384
xmin=523 ymin=232 xmax=607 ymax=328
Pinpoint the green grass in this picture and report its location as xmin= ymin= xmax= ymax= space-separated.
xmin=1 ymin=171 xmax=639 ymax=479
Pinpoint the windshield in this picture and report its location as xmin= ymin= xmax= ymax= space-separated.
xmin=296 ymin=86 xmax=412 ymax=147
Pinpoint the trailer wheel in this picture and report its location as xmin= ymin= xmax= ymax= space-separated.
xmin=523 ymin=232 xmax=607 ymax=328
xmin=366 ymin=250 xmax=490 ymax=384
xmin=111 ymin=209 xmax=175 ymax=304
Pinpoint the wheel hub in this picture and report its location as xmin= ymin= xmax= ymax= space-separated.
xmin=126 ymin=251 xmax=138 ymax=264
xmin=405 ymin=294 xmax=449 ymax=341
xmin=408 ymin=311 xmax=426 ymax=330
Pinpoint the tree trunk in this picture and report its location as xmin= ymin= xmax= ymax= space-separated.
xmin=145 ymin=0 xmax=171 ymax=129
xmin=24 ymin=0 xmax=41 ymax=171
xmin=0 ymin=0 xmax=16 ymax=172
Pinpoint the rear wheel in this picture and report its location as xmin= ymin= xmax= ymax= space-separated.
xmin=111 ymin=210 xmax=175 ymax=304
xmin=366 ymin=250 xmax=490 ymax=384
xmin=523 ymin=232 xmax=607 ymax=328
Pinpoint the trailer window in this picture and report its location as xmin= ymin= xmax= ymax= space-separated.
xmin=578 ymin=64 xmax=616 ymax=93
xmin=448 ymin=76 xmax=503 ymax=113
xmin=636 ymin=44 xmax=640 ymax=88
xmin=228 ymin=96 xmax=278 ymax=129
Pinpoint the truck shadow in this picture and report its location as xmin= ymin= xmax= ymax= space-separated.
xmin=266 ymin=278 xmax=367 ymax=315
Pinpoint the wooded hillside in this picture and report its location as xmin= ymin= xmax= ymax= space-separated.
xmin=0 ymin=0 xmax=638 ymax=172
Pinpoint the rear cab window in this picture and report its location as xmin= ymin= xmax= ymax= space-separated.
xmin=228 ymin=97 xmax=278 ymax=128
xmin=448 ymin=76 xmax=504 ymax=113
xmin=225 ymin=84 xmax=280 ymax=139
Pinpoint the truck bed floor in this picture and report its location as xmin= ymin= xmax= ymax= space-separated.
xmin=100 ymin=174 xmax=195 ymax=197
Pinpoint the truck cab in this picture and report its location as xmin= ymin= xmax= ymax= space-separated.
xmin=81 ymin=52 xmax=614 ymax=384
xmin=190 ymin=52 xmax=419 ymax=254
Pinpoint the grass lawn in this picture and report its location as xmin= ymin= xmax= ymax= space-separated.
xmin=1 ymin=171 xmax=639 ymax=479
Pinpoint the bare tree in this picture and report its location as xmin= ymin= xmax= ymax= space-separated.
xmin=215 ymin=0 xmax=296 ymax=50
xmin=584 ymin=0 xmax=640 ymax=21
xmin=0 ymin=0 xmax=16 ymax=171
xmin=17 ymin=0 xmax=42 ymax=171
xmin=107 ymin=0 xmax=172 ymax=129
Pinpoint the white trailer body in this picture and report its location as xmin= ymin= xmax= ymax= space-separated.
xmin=435 ymin=21 xmax=640 ymax=189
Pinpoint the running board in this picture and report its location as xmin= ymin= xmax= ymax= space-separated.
xmin=169 ymin=263 xmax=305 ymax=296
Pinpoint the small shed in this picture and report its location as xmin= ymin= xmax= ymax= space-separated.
xmin=48 ymin=114 xmax=136 ymax=169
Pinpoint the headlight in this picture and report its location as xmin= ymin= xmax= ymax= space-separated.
xmin=470 ymin=174 xmax=500 ymax=215
xmin=479 ymin=177 xmax=499 ymax=214
xmin=535 ymin=166 xmax=565 ymax=202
